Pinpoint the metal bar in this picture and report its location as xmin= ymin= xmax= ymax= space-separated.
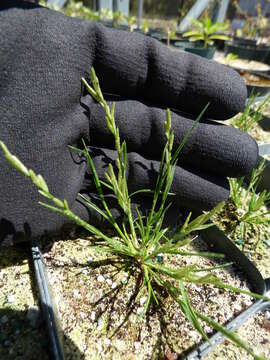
xmin=215 ymin=0 xmax=229 ymax=23
xmin=137 ymin=0 xmax=143 ymax=29
xmin=179 ymin=0 xmax=211 ymax=32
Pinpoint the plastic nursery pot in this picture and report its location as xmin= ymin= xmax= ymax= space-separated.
xmin=147 ymin=28 xmax=165 ymax=41
xmin=214 ymin=38 xmax=226 ymax=51
xmin=98 ymin=20 xmax=113 ymax=28
xmin=186 ymin=225 xmax=270 ymax=360
xmin=227 ymin=60 xmax=270 ymax=76
xmin=256 ymin=143 xmax=270 ymax=193
xmin=173 ymin=41 xmax=216 ymax=59
xmin=225 ymin=41 xmax=270 ymax=64
xmin=236 ymin=70 xmax=270 ymax=97
xmin=258 ymin=114 xmax=270 ymax=131
xmin=232 ymin=36 xmax=257 ymax=47
xmin=32 ymin=223 xmax=269 ymax=360
xmin=173 ymin=40 xmax=193 ymax=50
xmin=184 ymin=45 xmax=216 ymax=60
xmin=243 ymin=72 xmax=270 ymax=97
xmin=160 ymin=37 xmax=183 ymax=46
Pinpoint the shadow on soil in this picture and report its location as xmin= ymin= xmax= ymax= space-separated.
xmin=0 ymin=241 xmax=85 ymax=360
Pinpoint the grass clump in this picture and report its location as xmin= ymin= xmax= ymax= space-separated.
xmin=1 ymin=68 xmax=269 ymax=360
xmin=231 ymin=94 xmax=270 ymax=132
xmin=215 ymin=161 xmax=270 ymax=254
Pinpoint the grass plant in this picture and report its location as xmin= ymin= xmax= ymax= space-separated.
xmin=167 ymin=22 xmax=177 ymax=47
xmin=231 ymin=93 xmax=270 ymax=132
xmin=1 ymin=68 xmax=269 ymax=359
xmin=124 ymin=15 xmax=137 ymax=32
xmin=216 ymin=161 xmax=270 ymax=253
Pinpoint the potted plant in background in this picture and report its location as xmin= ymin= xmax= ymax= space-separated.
xmin=111 ymin=9 xmax=124 ymax=28
xmin=226 ymin=2 xmax=270 ymax=64
xmin=181 ymin=16 xmax=230 ymax=59
xmin=216 ymin=52 xmax=270 ymax=97
xmin=124 ymin=14 xmax=137 ymax=32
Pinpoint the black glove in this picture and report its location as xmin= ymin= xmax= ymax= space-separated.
xmin=0 ymin=1 xmax=258 ymax=242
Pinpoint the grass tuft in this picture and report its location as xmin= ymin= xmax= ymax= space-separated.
xmin=0 ymin=68 xmax=269 ymax=359
xmin=215 ymin=161 xmax=270 ymax=253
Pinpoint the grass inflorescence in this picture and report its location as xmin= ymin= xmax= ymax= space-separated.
xmin=1 ymin=68 xmax=269 ymax=360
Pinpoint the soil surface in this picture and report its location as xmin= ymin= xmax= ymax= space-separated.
xmin=1 ymin=230 xmax=269 ymax=360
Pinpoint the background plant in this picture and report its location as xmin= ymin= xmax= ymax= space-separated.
xmin=183 ymin=17 xmax=230 ymax=48
xmin=0 ymin=68 xmax=268 ymax=359
xmin=215 ymin=161 xmax=270 ymax=254
xmin=167 ymin=21 xmax=177 ymax=47
xmin=231 ymin=94 xmax=270 ymax=132
xmin=124 ymin=14 xmax=137 ymax=32
xmin=224 ymin=52 xmax=239 ymax=63
xmin=141 ymin=19 xmax=149 ymax=34
xmin=233 ymin=1 xmax=269 ymax=39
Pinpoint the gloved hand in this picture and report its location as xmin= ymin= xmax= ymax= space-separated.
xmin=0 ymin=0 xmax=258 ymax=242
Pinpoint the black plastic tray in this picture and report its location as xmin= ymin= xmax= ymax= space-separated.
xmin=31 ymin=244 xmax=64 ymax=360
xmin=184 ymin=225 xmax=270 ymax=359
xmin=257 ymin=143 xmax=270 ymax=192
xmin=31 ymin=142 xmax=270 ymax=360
xmin=32 ymin=223 xmax=269 ymax=360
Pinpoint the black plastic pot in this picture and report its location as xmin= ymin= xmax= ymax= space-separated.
xmin=98 ymin=20 xmax=114 ymax=28
xmin=33 ymin=219 xmax=270 ymax=360
xmin=232 ymin=36 xmax=257 ymax=47
xmin=258 ymin=115 xmax=270 ymax=131
xmin=225 ymin=42 xmax=270 ymax=65
xmin=174 ymin=40 xmax=193 ymax=49
xmin=247 ymin=84 xmax=270 ymax=97
xmin=222 ymin=59 xmax=270 ymax=76
xmin=174 ymin=41 xmax=216 ymax=59
xmin=257 ymin=143 xmax=270 ymax=193
xmin=148 ymin=31 xmax=164 ymax=41
xmin=238 ymin=69 xmax=270 ymax=97
xmin=147 ymin=28 xmax=165 ymax=41
xmin=214 ymin=39 xmax=226 ymax=51
xmin=186 ymin=225 xmax=270 ymax=359
xmin=160 ymin=37 xmax=184 ymax=46
xmin=185 ymin=46 xmax=216 ymax=60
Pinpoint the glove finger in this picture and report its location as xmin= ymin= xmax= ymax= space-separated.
xmin=2 ymin=3 xmax=246 ymax=120
xmin=83 ymin=147 xmax=229 ymax=212
xmin=87 ymin=98 xmax=258 ymax=178
xmin=71 ymin=193 xmax=182 ymax=229
xmin=92 ymin=23 xmax=247 ymax=120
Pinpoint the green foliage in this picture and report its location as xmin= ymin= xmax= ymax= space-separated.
xmin=124 ymin=15 xmax=137 ymax=32
xmin=167 ymin=21 xmax=177 ymax=47
xmin=234 ymin=1 xmax=268 ymax=39
xmin=183 ymin=17 xmax=230 ymax=48
xmin=225 ymin=52 xmax=239 ymax=63
xmin=40 ymin=1 xmax=141 ymax=32
xmin=1 ymin=68 xmax=269 ymax=359
xmin=112 ymin=10 xmax=124 ymax=27
xmin=231 ymin=94 xmax=270 ymax=132
xmin=141 ymin=19 xmax=149 ymax=34
xmin=227 ymin=161 xmax=270 ymax=252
